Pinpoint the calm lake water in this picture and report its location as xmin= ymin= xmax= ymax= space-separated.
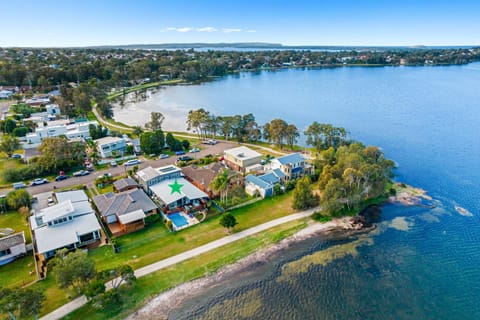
xmin=116 ymin=63 xmax=480 ymax=319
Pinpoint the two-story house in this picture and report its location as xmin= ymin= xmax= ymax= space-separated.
xmin=223 ymin=146 xmax=262 ymax=173
xmin=270 ymin=153 xmax=313 ymax=180
xmin=136 ymin=165 xmax=182 ymax=194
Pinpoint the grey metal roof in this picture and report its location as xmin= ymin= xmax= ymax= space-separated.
xmin=136 ymin=166 xmax=161 ymax=182
xmin=93 ymin=189 xmax=157 ymax=217
xmin=0 ymin=232 xmax=25 ymax=251
xmin=113 ymin=177 xmax=138 ymax=191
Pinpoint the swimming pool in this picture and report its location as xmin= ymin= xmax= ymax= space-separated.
xmin=169 ymin=212 xmax=189 ymax=229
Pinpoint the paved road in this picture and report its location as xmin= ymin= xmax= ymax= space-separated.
xmin=39 ymin=207 xmax=317 ymax=320
xmin=27 ymin=141 xmax=236 ymax=196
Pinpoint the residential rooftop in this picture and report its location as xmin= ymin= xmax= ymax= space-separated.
xmin=224 ymin=146 xmax=261 ymax=160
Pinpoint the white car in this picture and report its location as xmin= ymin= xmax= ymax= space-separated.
xmin=30 ymin=178 xmax=49 ymax=186
xmin=124 ymin=159 xmax=141 ymax=166
xmin=159 ymin=154 xmax=170 ymax=159
xmin=189 ymin=148 xmax=200 ymax=153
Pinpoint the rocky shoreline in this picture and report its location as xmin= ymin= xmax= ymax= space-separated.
xmin=126 ymin=216 xmax=371 ymax=320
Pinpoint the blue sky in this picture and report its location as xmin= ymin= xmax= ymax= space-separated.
xmin=1 ymin=0 xmax=479 ymax=47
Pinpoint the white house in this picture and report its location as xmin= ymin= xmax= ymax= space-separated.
xmin=223 ymin=146 xmax=262 ymax=173
xmin=0 ymin=90 xmax=13 ymax=99
xmin=30 ymin=190 xmax=102 ymax=260
xmin=94 ymin=136 xmax=127 ymax=158
xmin=137 ymin=165 xmax=182 ymax=194
xmin=270 ymin=153 xmax=313 ymax=180
xmin=45 ymin=104 xmax=61 ymax=117
xmin=244 ymin=169 xmax=285 ymax=198
xmin=25 ymin=120 xmax=98 ymax=146
xmin=149 ymin=177 xmax=209 ymax=211
xmin=0 ymin=232 xmax=27 ymax=266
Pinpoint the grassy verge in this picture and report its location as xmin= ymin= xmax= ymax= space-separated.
xmin=63 ymin=219 xmax=308 ymax=320
xmin=90 ymin=192 xmax=294 ymax=271
xmin=106 ymin=79 xmax=184 ymax=101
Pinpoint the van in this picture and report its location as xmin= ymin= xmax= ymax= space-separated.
xmin=13 ymin=182 xmax=26 ymax=189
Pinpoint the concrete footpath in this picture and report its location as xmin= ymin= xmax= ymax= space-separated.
xmin=40 ymin=208 xmax=317 ymax=320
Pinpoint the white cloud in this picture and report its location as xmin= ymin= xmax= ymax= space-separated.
xmin=247 ymin=29 xmax=257 ymax=33
xmin=222 ymin=28 xmax=242 ymax=33
xmin=176 ymin=27 xmax=192 ymax=33
xmin=161 ymin=27 xmax=192 ymax=33
xmin=196 ymin=26 xmax=218 ymax=32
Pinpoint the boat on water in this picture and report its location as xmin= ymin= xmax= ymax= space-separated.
xmin=454 ymin=205 xmax=473 ymax=217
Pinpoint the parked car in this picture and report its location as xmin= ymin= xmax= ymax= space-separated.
xmin=11 ymin=153 xmax=23 ymax=159
xmin=189 ymin=148 xmax=200 ymax=153
xmin=47 ymin=196 xmax=55 ymax=206
xmin=55 ymin=175 xmax=69 ymax=181
xmin=177 ymin=156 xmax=193 ymax=162
xmin=30 ymin=178 xmax=49 ymax=186
xmin=175 ymin=150 xmax=186 ymax=155
xmin=12 ymin=182 xmax=26 ymax=189
xmin=159 ymin=154 xmax=170 ymax=159
xmin=73 ymin=170 xmax=90 ymax=177
xmin=124 ymin=159 xmax=141 ymax=166
xmin=110 ymin=160 xmax=118 ymax=167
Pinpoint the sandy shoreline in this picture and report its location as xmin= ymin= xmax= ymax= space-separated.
xmin=126 ymin=217 xmax=364 ymax=320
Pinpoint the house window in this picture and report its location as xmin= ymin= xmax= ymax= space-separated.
xmin=79 ymin=232 xmax=95 ymax=243
xmin=0 ymin=249 xmax=12 ymax=257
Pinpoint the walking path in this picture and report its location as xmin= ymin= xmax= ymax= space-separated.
xmin=39 ymin=207 xmax=317 ymax=320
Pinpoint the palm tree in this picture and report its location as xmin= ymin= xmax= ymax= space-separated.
xmin=210 ymin=169 xmax=237 ymax=208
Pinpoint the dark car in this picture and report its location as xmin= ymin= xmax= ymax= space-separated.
xmin=55 ymin=175 xmax=69 ymax=181
xmin=177 ymin=156 xmax=193 ymax=162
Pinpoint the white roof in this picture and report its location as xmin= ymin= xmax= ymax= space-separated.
xmin=94 ymin=136 xmax=125 ymax=145
xmin=117 ymin=209 xmax=146 ymax=224
xmin=32 ymin=213 xmax=101 ymax=254
xmin=40 ymin=200 xmax=75 ymax=223
xmin=150 ymin=177 xmax=208 ymax=206
xmin=224 ymin=146 xmax=261 ymax=160
xmin=56 ymin=190 xmax=89 ymax=203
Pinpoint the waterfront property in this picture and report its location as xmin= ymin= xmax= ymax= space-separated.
xmin=245 ymin=168 xmax=285 ymax=198
xmin=269 ymin=153 xmax=313 ymax=180
xmin=30 ymin=190 xmax=102 ymax=277
xmin=93 ymin=189 xmax=158 ymax=236
xmin=137 ymin=165 xmax=182 ymax=194
xmin=149 ymin=177 xmax=209 ymax=231
xmin=24 ymin=120 xmax=98 ymax=146
xmin=95 ymin=136 xmax=127 ymax=158
xmin=223 ymin=146 xmax=262 ymax=173
xmin=0 ymin=232 xmax=27 ymax=266
xmin=181 ymin=162 xmax=226 ymax=197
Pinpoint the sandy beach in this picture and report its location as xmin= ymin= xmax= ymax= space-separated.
xmin=126 ymin=217 xmax=364 ymax=320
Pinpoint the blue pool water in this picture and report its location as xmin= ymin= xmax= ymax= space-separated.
xmin=169 ymin=212 xmax=189 ymax=229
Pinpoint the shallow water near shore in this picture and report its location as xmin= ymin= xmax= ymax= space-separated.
xmin=168 ymin=203 xmax=480 ymax=320
xmin=120 ymin=63 xmax=480 ymax=319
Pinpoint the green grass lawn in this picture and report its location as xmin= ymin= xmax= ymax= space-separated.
xmin=90 ymin=192 xmax=294 ymax=271
xmin=4 ymin=192 xmax=297 ymax=317
xmin=106 ymin=79 xmax=184 ymax=101
xmin=63 ymin=219 xmax=307 ymax=320
xmin=0 ymin=252 xmax=37 ymax=288
xmin=0 ymin=210 xmax=32 ymax=243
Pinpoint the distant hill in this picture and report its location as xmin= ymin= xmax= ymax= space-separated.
xmin=87 ymin=43 xmax=475 ymax=51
